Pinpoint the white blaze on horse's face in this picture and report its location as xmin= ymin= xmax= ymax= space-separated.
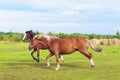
xmin=23 ymin=33 xmax=26 ymax=41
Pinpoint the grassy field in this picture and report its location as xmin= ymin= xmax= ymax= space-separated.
xmin=0 ymin=41 xmax=120 ymax=80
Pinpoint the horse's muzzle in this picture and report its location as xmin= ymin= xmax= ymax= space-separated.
xmin=28 ymin=46 xmax=33 ymax=50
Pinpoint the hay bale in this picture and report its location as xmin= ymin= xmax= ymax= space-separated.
xmin=89 ymin=38 xmax=120 ymax=45
xmin=111 ymin=38 xmax=120 ymax=45
xmin=99 ymin=39 xmax=112 ymax=45
xmin=89 ymin=39 xmax=100 ymax=45
xmin=88 ymin=39 xmax=102 ymax=49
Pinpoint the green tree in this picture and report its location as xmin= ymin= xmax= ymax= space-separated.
xmin=116 ymin=31 xmax=120 ymax=35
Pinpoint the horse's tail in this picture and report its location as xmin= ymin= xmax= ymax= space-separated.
xmin=88 ymin=41 xmax=102 ymax=52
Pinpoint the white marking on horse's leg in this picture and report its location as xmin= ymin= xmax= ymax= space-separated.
xmin=23 ymin=33 xmax=26 ymax=40
xmin=60 ymin=55 xmax=64 ymax=62
xmin=47 ymin=61 xmax=50 ymax=67
xmin=90 ymin=59 xmax=95 ymax=66
xmin=59 ymin=58 xmax=60 ymax=61
xmin=55 ymin=64 xmax=60 ymax=71
xmin=46 ymin=58 xmax=50 ymax=67
xmin=55 ymin=58 xmax=60 ymax=71
xmin=89 ymin=59 xmax=95 ymax=69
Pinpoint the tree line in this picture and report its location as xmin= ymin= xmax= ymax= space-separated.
xmin=0 ymin=31 xmax=120 ymax=42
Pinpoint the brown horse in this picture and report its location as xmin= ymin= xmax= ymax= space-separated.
xmin=23 ymin=30 xmax=64 ymax=62
xmin=29 ymin=36 xmax=102 ymax=70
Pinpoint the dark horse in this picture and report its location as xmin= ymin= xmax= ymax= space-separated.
xmin=23 ymin=30 xmax=35 ymax=41
xmin=23 ymin=30 xmax=64 ymax=62
xmin=29 ymin=36 xmax=102 ymax=70
xmin=23 ymin=30 xmax=40 ymax=62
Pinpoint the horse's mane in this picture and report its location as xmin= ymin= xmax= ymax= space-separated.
xmin=33 ymin=34 xmax=58 ymax=41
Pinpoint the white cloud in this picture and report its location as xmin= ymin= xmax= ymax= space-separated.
xmin=0 ymin=0 xmax=120 ymax=34
xmin=0 ymin=0 xmax=120 ymax=11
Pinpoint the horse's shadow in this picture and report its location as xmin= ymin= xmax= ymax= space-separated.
xmin=4 ymin=60 xmax=47 ymax=69
xmin=4 ymin=60 xmax=88 ymax=70
xmin=61 ymin=62 xmax=88 ymax=69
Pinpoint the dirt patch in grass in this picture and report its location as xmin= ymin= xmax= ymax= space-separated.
xmin=9 ymin=66 xmax=23 ymax=70
xmin=0 ymin=74 xmax=16 ymax=80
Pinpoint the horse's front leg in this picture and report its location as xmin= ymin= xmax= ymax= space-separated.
xmin=31 ymin=48 xmax=38 ymax=62
xmin=46 ymin=53 xmax=54 ymax=67
xmin=36 ymin=48 xmax=40 ymax=62
xmin=55 ymin=53 xmax=60 ymax=71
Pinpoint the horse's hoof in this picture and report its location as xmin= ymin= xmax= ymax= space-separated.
xmin=47 ymin=64 xmax=50 ymax=68
xmin=37 ymin=59 xmax=40 ymax=62
xmin=55 ymin=68 xmax=59 ymax=71
xmin=55 ymin=67 xmax=60 ymax=71
xmin=90 ymin=65 xmax=95 ymax=69
xmin=36 ymin=60 xmax=39 ymax=63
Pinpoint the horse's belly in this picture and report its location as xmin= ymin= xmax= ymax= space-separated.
xmin=60 ymin=46 xmax=76 ymax=54
xmin=60 ymin=50 xmax=75 ymax=54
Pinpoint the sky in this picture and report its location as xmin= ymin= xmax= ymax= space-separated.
xmin=0 ymin=0 xmax=120 ymax=35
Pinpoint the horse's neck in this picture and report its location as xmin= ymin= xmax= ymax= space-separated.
xmin=49 ymin=37 xmax=59 ymax=45
xmin=29 ymin=32 xmax=35 ymax=40
xmin=43 ymin=37 xmax=58 ymax=47
xmin=30 ymin=34 xmax=35 ymax=41
xmin=33 ymin=35 xmax=59 ymax=47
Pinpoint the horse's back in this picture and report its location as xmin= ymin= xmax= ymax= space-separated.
xmin=60 ymin=38 xmax=88 ymax=46
xmin=75 ymin=38 xmax=88 ymax=47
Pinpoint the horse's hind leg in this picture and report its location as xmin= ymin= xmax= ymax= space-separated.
xmin=61 ymin=55 xmax=64 ymax=62
xmin=59 ymin=54 xmax=64 ymax=62
xmin=46 ymin=53 xmax=54 ymax=67
xmin=79 ymin=49 xmax=95 ymax=69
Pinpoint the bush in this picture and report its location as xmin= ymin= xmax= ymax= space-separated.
xmin=0 ymin=31 xmax=119 ymax=42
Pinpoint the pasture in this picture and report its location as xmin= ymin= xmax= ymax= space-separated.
xmin=0 ymin=41 xmax=120 ymax=80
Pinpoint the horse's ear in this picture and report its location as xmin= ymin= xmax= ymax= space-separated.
xmin=30 ymin=30 xmax=36 ymax=35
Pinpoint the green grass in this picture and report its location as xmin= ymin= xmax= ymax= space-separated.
xmin=0 ymin=41 xmax=120 ymax=80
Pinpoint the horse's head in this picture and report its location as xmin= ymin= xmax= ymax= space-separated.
xmin=23 ymin=30 xmax=35 ymax=41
